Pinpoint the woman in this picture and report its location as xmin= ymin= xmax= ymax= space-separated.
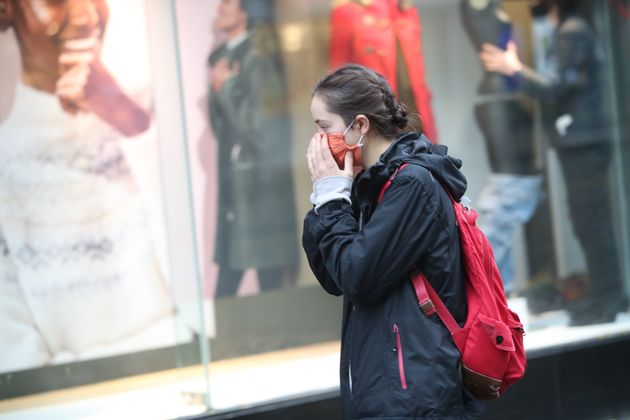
xmin=303 ymin=64 xmax=483 ymax=419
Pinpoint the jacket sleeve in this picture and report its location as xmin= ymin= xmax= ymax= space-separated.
xmin=515 ymin=23 xmax=592 ymax=101
xmin=302 ymin=208 xmax=344 ymax=296
xmin=302 ymin=171 xmax=446 ymax=303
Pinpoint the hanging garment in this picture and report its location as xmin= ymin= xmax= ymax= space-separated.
xmin=329 ymin=0 xmax=439 ymax=142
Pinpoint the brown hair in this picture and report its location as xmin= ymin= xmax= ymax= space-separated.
xmin=0 ymin=0 xmax=14 ymax=32
xmin=312 ymin=64 xmax=422 ymax=139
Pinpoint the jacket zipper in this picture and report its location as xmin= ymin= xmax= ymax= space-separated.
xmin=393 ymin=323 xmax=408 ymax=390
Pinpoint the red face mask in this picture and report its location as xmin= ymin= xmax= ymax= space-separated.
xmin=326 ymin=120 xmax=364 ymax=170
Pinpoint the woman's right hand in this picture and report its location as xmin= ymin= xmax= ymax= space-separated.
xmin=307 ymin=132 xmax=353 ymax=182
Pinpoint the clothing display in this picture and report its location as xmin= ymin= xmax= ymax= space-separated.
xmin=519 ymin=16 xmax=610 ymax=149
xmin=329 ymin=0 xmax=438 ymax=142
xmin=0 ymin=83 xmax=172 ymax=373
xmin=303 ymin=133 xmax=483 ymax=419
xmin=208 ymin=33 xmax=299 ymax=296
xmin=477 ymin=174 xmax=542 ymax=292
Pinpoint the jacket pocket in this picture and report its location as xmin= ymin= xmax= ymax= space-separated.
xmin=393 ymin=323 xmax=408 ymax=390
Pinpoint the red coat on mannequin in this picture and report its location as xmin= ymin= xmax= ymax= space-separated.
xmin=329 ymin=0 xmax=438 ymax=142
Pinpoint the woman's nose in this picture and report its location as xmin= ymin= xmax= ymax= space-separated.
xmin=66 ymin=0 xmax=100 ymax=37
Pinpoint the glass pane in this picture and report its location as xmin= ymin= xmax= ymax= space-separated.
xmin=0 ymin=0 xmax=210 ymax=418
xmin=2 ymin=0 xmax=629 ymax=418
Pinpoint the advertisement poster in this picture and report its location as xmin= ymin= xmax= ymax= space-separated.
xmin=0 ymin=0 xmax=180 ymax=374
xmin=175 ymin=0 xmax=300 ymax=300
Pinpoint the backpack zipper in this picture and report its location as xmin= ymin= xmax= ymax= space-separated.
xmin=393 ymin=323 xmax=408 ymax=390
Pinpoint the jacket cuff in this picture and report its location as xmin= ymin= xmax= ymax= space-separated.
xmin=310 ymin=175 xmax=353 ymax=212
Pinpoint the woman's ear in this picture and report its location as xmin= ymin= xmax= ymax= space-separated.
xmin=355 ymin=114 xmax=370 ymax=135
xmin=0 ymin=0 xmax=14 ymax=32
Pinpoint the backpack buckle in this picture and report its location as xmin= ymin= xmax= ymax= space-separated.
xmin=419 ymin=298 xmax=436 ymax=316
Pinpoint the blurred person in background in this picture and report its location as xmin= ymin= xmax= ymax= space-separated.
xmin=460 ymin=0 xmax=543 ymax=296
xmin=480 ymin=0 xmax=628 ymax=325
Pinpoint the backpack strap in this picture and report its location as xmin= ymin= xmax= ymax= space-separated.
xmin=377 ymin=163 xmax=409 ymax=204
xmin=412 ymin=273 xmax=462 ymax=343
xmin=377 ymin=163 xmax=463 ymax=347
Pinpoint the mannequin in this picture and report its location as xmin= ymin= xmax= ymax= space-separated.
xmin=461 ymin=0 xmax=542 ymax=293
xmin=461 ymin=0 xmax=537 ymax=174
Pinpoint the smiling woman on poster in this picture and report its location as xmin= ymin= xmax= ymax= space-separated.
xmin=0 ymin=0 xmax=172 ymax=373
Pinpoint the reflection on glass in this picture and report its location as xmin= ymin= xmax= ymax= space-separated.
xmin=208 ymin=0 xmax=299 ymax=298
xmin=479 ymin=0 xmax=627 ymax=326
xmin=0 ymin=0 xmax=172 ymax=374
xmin=461 ymin=0 xmax=542 ymax=296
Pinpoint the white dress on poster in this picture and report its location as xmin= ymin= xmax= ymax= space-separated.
xmin=0 ymin=82 xmax=173 ymax=373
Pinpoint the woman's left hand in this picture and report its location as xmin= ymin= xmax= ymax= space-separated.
xmin=307 ymin=132 xmax=353 ymax=182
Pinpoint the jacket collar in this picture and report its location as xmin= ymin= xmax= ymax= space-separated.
xmin=353 ymin=131 xmax=467 ymax=215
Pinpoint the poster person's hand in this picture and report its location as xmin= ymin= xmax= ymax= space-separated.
xmin=56 ymin=50 xmax=95 ymax=114
xmin=307 ymin=132 xmax=353 ymax=182
xmin=55 ymin=51 xmax=150 ymax=137
xmin=211 ymin=57 xmax=238 ymax=93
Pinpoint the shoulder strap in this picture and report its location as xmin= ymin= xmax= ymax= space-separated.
xmin=377 ymin=163 xmax=409 ymax=204
xmin=378 ymin=163 xmax=458 ymax=205
xmin=412 ymin=273 xmax=462 ymax=345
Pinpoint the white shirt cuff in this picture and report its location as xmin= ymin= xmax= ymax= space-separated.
xmin=309 ymin=176 xmax=353 ymax=212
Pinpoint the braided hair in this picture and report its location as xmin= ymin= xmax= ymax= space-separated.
xmin=312 ymin=64 xmax=422 ymax=139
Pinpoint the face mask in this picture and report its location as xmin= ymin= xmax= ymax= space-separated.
xmin=530 ymin=3 xmax=550 ymax=17
xmin=326 ymin=119 xmax=364 ymax=170
xmin=533 ymin=15 xmax=555 ymax=39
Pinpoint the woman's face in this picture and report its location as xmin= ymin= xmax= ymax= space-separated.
xmin=9 ymin=0 xmax=109 ymax=88
xmin=34 ymin=0 xmax=105 ymax=37
xmin=311 ymin=94 xmax=360 ymax=145
xmin=13 ymin=0 xmax=108 ymax=58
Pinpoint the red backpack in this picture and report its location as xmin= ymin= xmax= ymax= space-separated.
xmin=378 ymin=163 xmax=526 ymax=400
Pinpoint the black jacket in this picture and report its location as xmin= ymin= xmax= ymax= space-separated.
xmin=303 ymin=133 xmax=483 ymax=419
xmin=515 ymin=15 xmax=609 ymax=148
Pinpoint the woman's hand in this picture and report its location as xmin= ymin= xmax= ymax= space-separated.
xmin=479 ymin=41 xmax=523 ymax=76
xmin=56 ymin=50 xmax=95 ymax=115
xmin=55 ymin=52 xmax=151 ymax=137
xmin=307 ymin=132 xmax=353 ymax=182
